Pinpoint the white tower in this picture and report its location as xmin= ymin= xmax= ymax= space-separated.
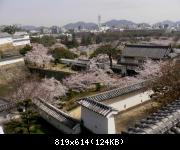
xmin=98 ymin=15 xmax=101 ymax=31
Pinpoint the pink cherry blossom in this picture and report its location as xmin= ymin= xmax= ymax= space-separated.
xmin=24 ymin=44 xmax=54 ymax=68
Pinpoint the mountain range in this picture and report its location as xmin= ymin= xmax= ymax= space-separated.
xmin=18 ymin=20 xmax=180 ymax=31
xmin=104 ymin=19 xmax=136 ymax=28
xmin=63 ymin=21 xmax=98 ymax=30
xmin=63 ymin=20 xmax=180 ymax=30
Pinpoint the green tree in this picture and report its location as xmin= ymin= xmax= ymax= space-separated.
xmin=16 ymin=99 xmax=39 ymax=134
xmin=52 ymin=47 xmax=78 ymax=63
xmin=71 ymin=33 xmax=79 ymax=48
xmin=30 ymin=36 xmax=56 ymax=47
xmin=95 ymin=35 xmax=103 ymax=44
xmin=90 ymin=42 xmax=121 ymax=68
xmin=81 ymin=35 xmax=93 ymax=46
xmin=95 ymin=83 xmax=101 ymax=91
xmin=40 ymin=36 xmax=56 ymax=47
xmin=80 ymin=51 xmax=87 ymax=57
xmin=30 ymin=37 xmax=41 ymax=43
xmin=2 ymin=25 xmax=19 ymax=34
xmin=19 ymin=45 xmax=33 ymax=56
xmin=61 ymin=34 xmax=79 ymax=49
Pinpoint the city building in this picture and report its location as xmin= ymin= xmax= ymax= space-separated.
xmin=41 ymin=27 xmax=51 ymax=34
xmin=51 ymin=26 xmax=60 ymax=34
xmin=99 ymin=25 xmax=110 ymax=32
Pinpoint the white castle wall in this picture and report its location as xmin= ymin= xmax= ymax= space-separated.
xmin=13 ymin=39 xmax=31 ymax=46
xmin=108 ymin=90 xmax=153 ymax=111
xmin=0 ymin=34 xmax=30 ymax=47
xmin=0 ymin=37 xmax=12 ymax=45
xmin=81 ymin=107 xmax=116 ymax=134
xmin=13 ymin=35 xmax=30 ymax=46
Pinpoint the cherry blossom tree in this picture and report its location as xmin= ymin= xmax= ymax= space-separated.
xmin=63 ymin=56 xmax=164 ymax=92
xmin=135 ymin=59 xmax=164 ymax=79
xmin=38 ymin=77 xmax=68 ymax=103
xmin=150 ymin=60 xmax=180 ymax=105
xmin=88 ymin=54 xmax=113 ymax=73
xmin=24 ymin=44 xmax=54 ymax=68
xmin=11 ymin=76 xmax=68 ymax=105
xmin=63 ymin=54 xmax=120 ymax=92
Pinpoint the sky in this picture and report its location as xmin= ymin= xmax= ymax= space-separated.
xmin=0 ymin=0 xmax=180 ymax=27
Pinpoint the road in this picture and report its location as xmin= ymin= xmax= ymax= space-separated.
xmin=0 ymin=57 xmax=24 ymax=67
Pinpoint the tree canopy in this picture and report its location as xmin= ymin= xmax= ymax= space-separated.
xmin=151 ymin=60 xmax=180 ymax=106
xmin=52 ymin=47 xmax=78 ymax=63
xmin=90 ymin=42 xmax=121 ymax=67
xmin=61 ymin=34 xmax=79 ymax=49
xmin=19 ymin=45 xmax=33 ymax=56
xmin=2 ymin=25 xmax=20 ymax=34
xmin=30 ymin=36 xmax=56 ymax=47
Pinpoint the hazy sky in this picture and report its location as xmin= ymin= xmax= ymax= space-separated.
xmin=0 ymin=0 xmax=180 ymax=26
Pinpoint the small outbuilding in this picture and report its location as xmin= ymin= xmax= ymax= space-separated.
xmin=78 ymin=98 xmax=118 ymax=134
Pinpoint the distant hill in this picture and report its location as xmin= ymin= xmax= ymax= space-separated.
xmin=104 ymin=19 xmax=137 ymax=28
xmin=63 ymin=22 xmax=98 ymax=30
xmin=176 ymin=21 xmax=180 ymax=25
xmin=20 ymin=25 xmax=38 ymax=31
xmin=153 ymin=20 xmax=176 ymax=27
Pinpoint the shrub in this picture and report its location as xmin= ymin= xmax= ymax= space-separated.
xmin=80 ymin=51 xmax=87 ymax=56
xmin=19 ymin=45 xmax=33 ymax=56
xmin=95 ymin=83 xmax=101 ymax=91
xmin=30 ymin=36 xmax=56 ymax=47
xmin=52 ymin=47 xmax=78 ymax=63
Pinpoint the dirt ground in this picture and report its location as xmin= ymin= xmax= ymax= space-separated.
xmin=68 ymin=98 xmax=159 ymax=134
xmin=0 ymin=61 xmax=28 ymax=97
xmin=115 ymin=101 xmax=158 ymax=134
xmin=69 ymin=106 xmax=81 ymax=119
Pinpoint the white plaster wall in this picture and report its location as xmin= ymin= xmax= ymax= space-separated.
xmin=109 ymin=90 xmax=153 ymax=111
xmin=13 ymin=35 xmax=30 ymax=46
xmin=81 ymin=107 xmax=109 ymax=134
xmin=13 ymin=40 xmax=30 ymax=46
xmin=107 ymin=116 xmax=116 ymax=134
xmin=38 ymin=109 xmax=77 ymax=134
xmin=0 ymin=58 xmax=24 ymax=66
xmin=0 ymin=126 xmax=4 ymax=134
xmin=0 ymin=37 xmax=12 ymax=45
